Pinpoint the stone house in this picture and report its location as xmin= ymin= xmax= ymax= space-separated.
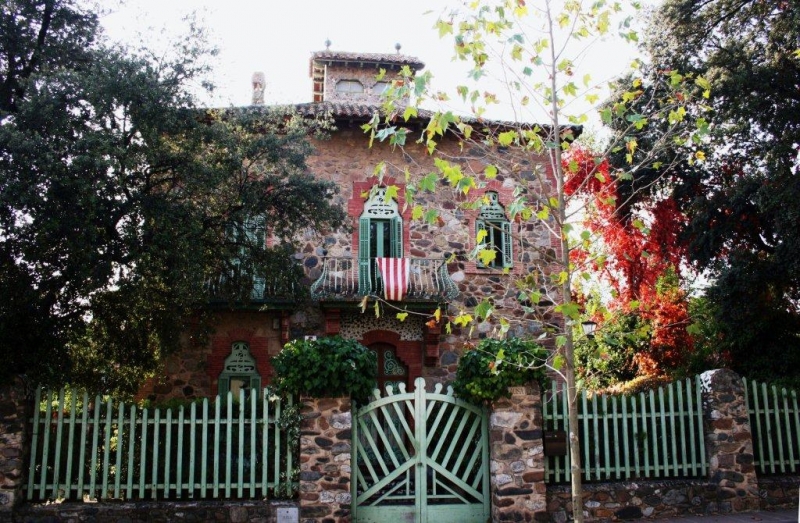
xmin=137 ymin=49 xmax=564 ymax=402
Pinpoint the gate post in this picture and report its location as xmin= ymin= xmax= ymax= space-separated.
xmin=299 ymin=396 xmax=352 ymax=523
xmin=489 ymin=383 xmax=547 ymax=522
xmin=0 ymin=376 xmax=31 ymax=515
xmin=700 ymin=369 xmax=760 ymax=512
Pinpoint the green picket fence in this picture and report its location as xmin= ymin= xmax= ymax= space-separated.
xmin=26 ymin=387 xmax=295 ymax=502
xmin=744 ymin=379 xmax=800 ymax=475
xmin=543 ymin=377 xmax=707 ymax=483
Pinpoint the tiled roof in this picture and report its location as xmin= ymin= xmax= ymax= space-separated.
xmin=310 ymin=50 xmax=425 ymax=70
xmin=293 ymin=101 xmax=433 ymax=120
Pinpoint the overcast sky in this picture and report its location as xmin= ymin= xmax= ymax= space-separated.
xmin=100 ymin=0 xmax=657 ymax=122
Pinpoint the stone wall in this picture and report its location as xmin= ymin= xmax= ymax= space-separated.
xmin=12 ymin=499 xmax=297 ymax=523
xmin=489 ymin=384 xmax=547 ymax=522
xmin=299 ymin=397 xmax=352 ymax=523
xmin=0 ymin=377 xmax=30 ymax=514
xmin=700 ymin=368 xmax=760 ymax=511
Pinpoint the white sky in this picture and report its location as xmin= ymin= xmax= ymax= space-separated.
xmin=101 ymin=0 xmax=658 ymax=123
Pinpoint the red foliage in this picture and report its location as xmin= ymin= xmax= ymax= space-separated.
xmin=565 ymin=147 xmax=693 ymax=375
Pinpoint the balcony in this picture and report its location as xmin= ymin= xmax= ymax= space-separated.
xmin=310 ymin=257 xmax=459 ymax=302
xmin=208 ymin=266 xmax=304 ymax=304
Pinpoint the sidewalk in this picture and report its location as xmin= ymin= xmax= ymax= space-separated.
xmin=629 ymin=508 xmax=798 ymax=522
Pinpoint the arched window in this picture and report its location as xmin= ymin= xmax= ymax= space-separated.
xmin=476 ymin=192 xmax=513 ymax=269
xmin=335 ymin=80 xmax=364 ymax=93
xmin=218 ymin=341 xmax=261 ymax=398
xmin=372 ymin=81 xmax=390 ymax=95
xmin=358 ymin=187 xmax=403 ymax=294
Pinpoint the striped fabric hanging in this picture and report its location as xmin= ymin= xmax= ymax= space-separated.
xmin=375 ymin=257 xmax=409 ymax=301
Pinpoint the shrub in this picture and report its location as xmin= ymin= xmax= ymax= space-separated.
xmin=453 ymin=338 xmax=547 ymax=403
xmin=271 ymin=336 xmax=377 ymax=403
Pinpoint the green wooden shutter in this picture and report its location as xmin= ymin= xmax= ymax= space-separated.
xmin=218 ymin=377 xmax=230 ymax=398
xmin=390 ymin=215 xmax=403 ymax=258
xmin=502 ymin=220 xmax=513 ymax=268
xmin=359 ymin=217 xmax=371 ymax=295
xmin=476 ymin=220 xmax=487 ymax=268
xmin=249 ymin=376 xmax=262 ymax=394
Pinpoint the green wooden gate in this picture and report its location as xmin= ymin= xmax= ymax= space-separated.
xmin=352 ymin=377 xmax=490 ymax=523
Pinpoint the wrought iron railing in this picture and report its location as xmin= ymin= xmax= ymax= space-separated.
xmin=310 ymin=257 xmax=459 ymax=301
xmin=208 ymin=268 xmax=304 ymax=303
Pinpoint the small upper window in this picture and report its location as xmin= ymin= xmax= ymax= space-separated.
xmin=476 ymin=192 xmax=513 ymax=269
xmin=335 ymin=80 xmax=364 ymax=93
xmin=372 ymin=82 xmax=390 ymax=95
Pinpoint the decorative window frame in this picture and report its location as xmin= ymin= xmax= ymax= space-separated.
xmin=218 ymin=341 xmax=262 ymax=398
xmin=464 ymin=183 xmax=519 ymax=275
xmin=476 ymin=191 xmax=513 ymax=270
xmin=334 ymin=79 xmax=364 ymax=93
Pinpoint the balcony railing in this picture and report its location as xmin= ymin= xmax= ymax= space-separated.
xmin=208 ymin=269 xmax=304 ymax=303
xmin=310 ymin=257 xmax=459 ymax=301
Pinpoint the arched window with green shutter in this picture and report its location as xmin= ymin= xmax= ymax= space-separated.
xmin=218 ymin=341 xmax=262 ymax=398
xmin=358 ymin=187 xmax=403 ymax=294
xmin=476 ymin=192 xmax=513 ymax=269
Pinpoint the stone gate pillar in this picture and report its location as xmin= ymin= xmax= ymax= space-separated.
xmin=489 ymin=383 xmax=547 ymax=522
xmin=0 ymin=376 xmax=31 ymax=515
xmin=701 ymin=369 xmax=760 ymax=512
xmin=299 ymin=397 xmax=352 ymax=523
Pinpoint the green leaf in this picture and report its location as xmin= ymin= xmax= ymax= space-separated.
xmin=475 ymin=299 xmax=493 ymax=321
xmin=498 ymin=131 xmax=517 ymax=147
xmin=396 ymin=312 xmax=409 ymax=322
xmin=477 ymin=248 xmax=497 ymax=266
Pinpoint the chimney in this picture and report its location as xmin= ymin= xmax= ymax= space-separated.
xmin=251 ymin=72 xmax=265 ymax=105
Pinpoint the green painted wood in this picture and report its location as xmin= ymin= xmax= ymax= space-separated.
xmin=677 ymin=381 xmax=687 ymax=476
xmin=64 ymin=393 xmax=77 ymax=499
xmin=591 ymin=394 xmax=599 ymax=479
xmin=621 ymin=393 xmax=630 ymax=479
xmin=610 ymin=394 xmax=621 ymax=479
xmin=165 ymin=408 xmax=173 ymax=498
xmin=213 ymin=396 xmax=221 ymax=498
xmin=126 ymin=405 xmax=136 ymax=498
xmin=793 ymin=390 xmax=800 ymax=470
xmin=201 ymin=399 xmax=209 ymax=498
xmin=151 ymin=408 xmax=161 ymax=500
xmin=762 ymin=382 xmax=776 ymax=473
xmin=686 ymin=379 xmax=698 ymax=477
xmin=52 ymin=390 xmax=65 ymax=499
xmin=89 ymin=395 xmax=101 ymax=500
xmin=581 ymin=389 xmax=588 ymax=482
xmin=772 ymin=385 xmax=786 ymax=472
xmin=139 ymin=408 xmax=148 ymax=498
xmin=225 ymin=392 xmax=232 ymax=498
xmin=189 ymin=403 xmax=196 ymax=497
xmin=38 ymin=389 xmax=53 ymax=499
xmin=630 ymin=395 xmax=640 ymax=478
xmin=101 ymin=398 xmax=112 ymax=499
xmin=237 ymin=389 xmax=245 ymax=498
xmin=77 ymin=391 xmax=89 ymax=498
xmin=176 ymin=406 xmax=184 ymax=497
xmin=561 ymin=383 xmax=571 ymax=480
xmin=601 ymin=395 xmax=610 ymax=480
xmin=353 ymin=378 xmax=489 ymax=522
xmin=273 ymin=395 xmax=281 ymax=496
xmin=261 ymin=390 xmax=268 ymax=498
xmin=781 ymin=388 xmax=794 ymax=471
xmin=695 ymin=376 xmax=707 ymax=475
xmin=658 ymin=387 xmax=668 ymax=476
xmin=648 ymin=390 xmax=659 ymax=478
xmin=640 ymin=392 xmax=650 ymax=477
xmin=668 ymin=384 xmax=679 ymax=477
xmin=114 ymin=402 xmax=124 ymax=498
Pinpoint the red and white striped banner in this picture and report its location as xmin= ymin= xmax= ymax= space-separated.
xmin=376 ymin=257 xmax=410 ymax=301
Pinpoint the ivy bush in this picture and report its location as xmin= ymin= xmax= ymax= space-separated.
xmin=453 ymin=338 xmax=547 ymax=403
xmin=271 ymin=336 xmax=377 ymax=403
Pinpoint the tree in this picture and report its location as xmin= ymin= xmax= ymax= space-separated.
xmin=566 ymin=145 xmax=695 ymax=380
xmin=611 ymin=0 xmax=800 ymax=386
xmin=0 ymin=0 xmax=345 ymax=393
xmin=364 ymin=2 xmax=707 ymax=520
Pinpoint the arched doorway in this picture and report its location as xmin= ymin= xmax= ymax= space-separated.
xmin=369 ymin=342 xmax=408 ymax=393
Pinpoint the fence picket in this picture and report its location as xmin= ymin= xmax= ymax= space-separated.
xmin=89 ymin=395 xmax=101 ymax=500
xmin=152 ymin=408 xmax=160 ymax=500
xmin=771 ymin=385 xmax=786 ymax=473
xmin=127 ymin=404 xmax=136 ymax=499
xmin=225 ymin=392 xmax=232 ymax=498
xmin=630 ymin=395 xmax=639 ymax=478
xmin=114 ymin=401 xmax=124 ymax=498
xmin=611 ymin=394 xmax=621 ymax=479
xmin=77 ymin=391 xmax=89 ymax=499
xmin=176 ymin=406 xmax=184 ymax=498
xmin=101 ymin=397 xmax=113 ymax=499
xmin=668 ymin=384 xmax=679 ymax=477
xmin=237 ymin=389 xmax=245 ymax=498
xmin=581 ymin=389 xmax=589 ymax=482
xmin=189 ymin=403 xmax=196 ymax=497
xmin=781 ymin=389 xmax=794 ymax=471
xmin=250 ymin=390 xmax=256 ymax=498
xmin=201 ymin=399 xmax=208 ymax=498
xmin=39 ymin=389 xmax=53 ymax=499
xmin=65 ymin=393 xmax=77 ymax=500
xmin=761 ymin=383 xmax=776 ymax=474
xmin=52 ymin=389 xmax=65 ymax=500
xmin=164 ymin=408 xmax=172 ymax=498
xmin=601 ymin=395 xmax=610 ymax=480
xmin=139 ymin=408 xmax=148 ymax=498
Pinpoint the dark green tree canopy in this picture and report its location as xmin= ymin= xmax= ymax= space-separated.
xmin=0 ymin=0 xmax=345 ymax=393
xmin=607 ymin=0 xmax=800 ymax=385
